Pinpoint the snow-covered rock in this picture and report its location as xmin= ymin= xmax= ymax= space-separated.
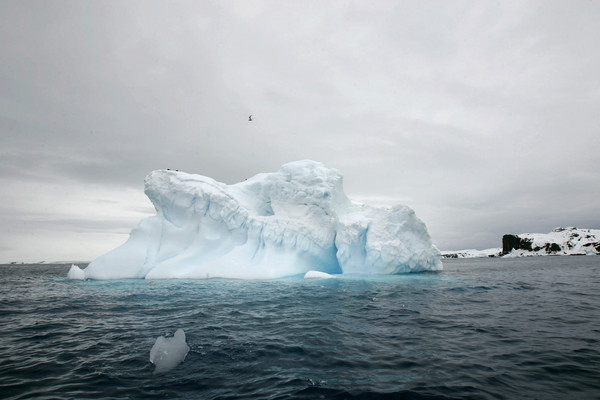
xmin=74 ymin=160 xmax=442 ymax=279
xmin=502 ymin=227 xmax=600 ymax=257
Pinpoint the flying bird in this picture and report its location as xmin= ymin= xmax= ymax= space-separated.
xmin=248 ymin=115 xmax=253 ymax=121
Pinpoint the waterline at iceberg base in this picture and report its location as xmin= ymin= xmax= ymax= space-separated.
xmin=70 ymin=160 xmax=442 ymax=280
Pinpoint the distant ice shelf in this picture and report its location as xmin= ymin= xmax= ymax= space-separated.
xmin=70 ymin=160 xmax=442 ymax=280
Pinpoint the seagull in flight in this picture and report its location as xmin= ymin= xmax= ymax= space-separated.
xmin=248 ymin=115 xmax=253 ymax=121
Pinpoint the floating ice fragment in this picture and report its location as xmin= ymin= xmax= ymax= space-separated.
xmin=304 ymin=270 xmax=334 ymax=279
xmin=149 ymin=329 xmax=190 ymax=374
xmin=67 ymin=264 xmax=85 ymax=280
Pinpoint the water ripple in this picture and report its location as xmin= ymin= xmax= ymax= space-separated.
xmin=1 ymin=257 xmax=599 ymax=399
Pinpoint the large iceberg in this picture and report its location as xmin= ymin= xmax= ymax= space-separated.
xmin=75 ymin=160 xmax=441 ymax=279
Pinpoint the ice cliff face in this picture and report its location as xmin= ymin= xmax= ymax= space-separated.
xmin=75 ymin=160 xmax=442 ymax=279
xmin=503 ymin=227 xmax=600 ymax=257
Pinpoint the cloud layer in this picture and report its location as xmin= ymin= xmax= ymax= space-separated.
xmin=1 ymin=0 xmax=599 ymax=262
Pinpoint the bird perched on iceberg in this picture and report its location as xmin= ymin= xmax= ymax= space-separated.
xmin=248 ymin=115 xmax=252 ymax=121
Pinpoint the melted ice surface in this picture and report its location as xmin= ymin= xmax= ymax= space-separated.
xmin=78 ymin=160 xmax=442 ymax=279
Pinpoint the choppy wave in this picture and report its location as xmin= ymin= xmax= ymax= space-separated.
xmin=1 ymin=257 xmax=599 ymax=399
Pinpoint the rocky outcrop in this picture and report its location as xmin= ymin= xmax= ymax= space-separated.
xmin=442 ymin=227 xmax=599 ymax=259
xmin=502 ymin=234 xmax=532 ymax=254
xmin=502 ymin=227 xmax=600 ymax=256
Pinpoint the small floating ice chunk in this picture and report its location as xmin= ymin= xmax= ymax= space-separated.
xmin=67 ymin=264 xmax=85 ymax=280
xmin=149 ymin=329 xmax=190 ymax=374
xmin=304 ymin=270 xmax=334 ymax=279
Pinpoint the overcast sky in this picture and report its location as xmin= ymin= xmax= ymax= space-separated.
xmin=1 ymin=0 xmax=599 ymax=263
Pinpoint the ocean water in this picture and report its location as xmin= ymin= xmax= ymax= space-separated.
xmin=1 ymin=256 xmax=599 ymax=400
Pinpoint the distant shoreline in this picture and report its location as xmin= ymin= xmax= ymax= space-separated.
xmin=442 ymin=227 xmax=599 ymax=259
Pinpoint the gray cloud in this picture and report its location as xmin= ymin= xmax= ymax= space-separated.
xmin=1 ymin=0 xmax=599 ymax=262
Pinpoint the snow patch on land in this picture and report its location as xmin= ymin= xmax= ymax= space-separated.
xmin=441 ymin=248 xmax=502 ymax=259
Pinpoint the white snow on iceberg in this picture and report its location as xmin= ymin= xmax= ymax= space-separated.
xmin=76 ymin=160 xmax=442 ymax=280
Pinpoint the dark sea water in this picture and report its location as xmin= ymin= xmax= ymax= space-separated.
xmin=1 ymin=256 xmax=599 ymax=400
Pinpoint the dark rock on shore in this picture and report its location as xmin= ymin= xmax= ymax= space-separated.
xmin=502 ymin=227 xmax=599 ymax=256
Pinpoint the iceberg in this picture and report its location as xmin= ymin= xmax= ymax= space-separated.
xmin=77 ymin=160 xmax=442 ymax=279
xmin=67 ymin=264 xmax=86 ymax=280
xmin=149 ymin=329 xmax=189 ymax=374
